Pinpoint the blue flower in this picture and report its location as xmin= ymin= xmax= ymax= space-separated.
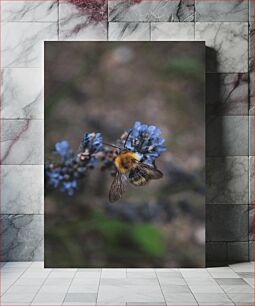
xmin=82 ymin=132 xmax=103 ymax=153
xmin=46 ymin=169 xmax=63 ymax=188
xmin=61 ymin=180 xmax=77 ymax=196
xmin=124 ymin=121 xmax=166 ymax=164
xmin=55 ymin=140 xmax=72 ymax=161
xmin=80 ymin=132 xmax=103 ymax=165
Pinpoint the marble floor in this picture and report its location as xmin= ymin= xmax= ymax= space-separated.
xmin=0 ymin=262 xmax=254 ymax=305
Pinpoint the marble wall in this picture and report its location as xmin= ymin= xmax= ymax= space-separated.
xmin=0 ymin=0 xmax=254 ymax=265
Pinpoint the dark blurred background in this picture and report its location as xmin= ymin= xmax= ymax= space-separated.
xmin=45 ymin=42 xmax=205 ymax=268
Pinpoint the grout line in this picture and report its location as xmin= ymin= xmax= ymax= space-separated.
xmin=61 ymin=268 xmax=78 ymax=305
xmin=1 ymin=261 xmax=33 ymax=296
xmin=207 ymin=267 xmax=241 ymax=305
xmin=29 ymin=266 xmax=54 ymax=305
xmin=95 ymin=268 xmax=102 ymax=305
xmin=154 ymin=269 xmax=167 ymax=306
xmin=179 ymin=270 xmax=199 ymax=305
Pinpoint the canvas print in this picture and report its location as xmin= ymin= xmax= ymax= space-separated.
xmin=45 ymin=42 xmax=205 ymax=268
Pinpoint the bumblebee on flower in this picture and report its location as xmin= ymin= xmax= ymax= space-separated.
xmin=45 ymin=122 xmax=166 ymax=200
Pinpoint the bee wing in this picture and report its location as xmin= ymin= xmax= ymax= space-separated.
xmin=109 ymin=172 xmax=128 ymax=203
xmin=129 ymin=163 xmax=163 ymax=187
xmin=137 ymin=163 xmax=163 ymax=180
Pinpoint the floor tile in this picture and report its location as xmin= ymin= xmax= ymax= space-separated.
xmin=230 ymin=262 xmax=254 ymax=272
xmin=189 ymin=284 xmax=224 ymax=293
xmin=207 ymin=267 xmax=240 ymax=278
xmin=215 ymin=278 xmax=247 ymax=285
xmin=75 ymin=271 xmax=101 ymax=278
xmin=163 ymin=293 xmax=198 ymax=305
xmin=220 ymin=284 xmax=253 ymax=293
xmin=161 ymin=284 xmax=191 ymax=294
xmin=64 ymin=292 xmax=97 ymax=303
xmin=193 ymin=292 xmax=234 ymax=305
xmin=227 ymin=292 xmax=254 ymax=305
xmin=180 ymin=268 xmax=212 ymax=278
xmin=31 ymin=292 xmax=66 ymax=305
xmin=101 ymin=268 xmax=126 ymax=278
xmin=127 ymin=271 xmax=157 ymax=278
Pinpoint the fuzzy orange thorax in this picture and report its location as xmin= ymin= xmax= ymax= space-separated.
xmin=114 ymin=151 xmax=140 ymax=173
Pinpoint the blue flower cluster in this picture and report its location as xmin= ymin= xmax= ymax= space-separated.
xmin=45 ymin=123 xmax=166 ymax=196
xmin=124 ymin=121 xmax=166 ymax=165
xmin=79 ymin=132 xmax=103 ymax=165
xmin=46 ymin=133 xmax=103 ymax=196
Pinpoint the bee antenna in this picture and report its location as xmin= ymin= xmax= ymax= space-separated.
xmin=124 ymin=129 xmax=132 ymax=149
xmin=103 ymin=143 xmax=121 ymax=150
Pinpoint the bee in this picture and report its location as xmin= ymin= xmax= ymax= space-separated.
xmin=105 ymin=133 xmax=163 ymax=203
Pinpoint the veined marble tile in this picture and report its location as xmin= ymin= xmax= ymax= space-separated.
xmin=248 ymin=204 xmax=254 ymax=240
xmin=249 ymin=71 xmax=254 ymax=114
xmin=227 ymin=242 xmax=249 ymax=262
xmin=1 ymin=165 xmax=43 ymax=214
xmin=206 ymin=116 xmax=248 ymax=156
xmin=250 ymin=0 xmax=254 ymax=22
xmin=195 ymin=22 xmax=248 ymax=73
xmin=108 ymin=0 xmax=195 ymax=22
xmin=206 ymin=156 xmax=248 ymax=204
xmin=1 ymin=214 xmax=43 ymax=261
xmin=206 ymin=73 xmax=248 ymax=116
xmin=1 ymin=119 xmax=43 ymax=165
xmin=249 ymin=116 xmax=254 ymax=155
xmin=249 ymin=157 xmax=254 ymax=205
xmin=1 ymin=68 xmax=43 ymax=119
xmin=59 ymin=2 xmax=107 ymax=40
xmin=249 ymin=25 xmax=254 ymax=114
xmin=109 ymin=22 xmax=150 ymax=41
xmin=1 ymin=0 xmax=58 ymax=22
xmin=206 ymin=204 xmax=249 ymax=241
xmin=151 ymin=22 xmax=194 ymax=41
xmin=249 ymin=241 xmax=254 ymax=261
xmin=196 ymin=0 xmax=248 ymax=22
xmin=1 ymin=22 xmax=58 ymax=68
xmin=206 ymin=242 xmax=227 ymax=264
